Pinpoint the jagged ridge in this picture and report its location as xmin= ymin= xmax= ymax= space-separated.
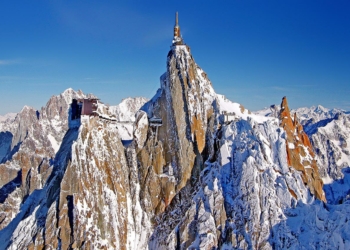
xmin=0 ymin=41 xmax=350 ymax=250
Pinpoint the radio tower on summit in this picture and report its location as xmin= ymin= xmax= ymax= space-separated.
xmin=173 ymin=12 xmax=183 ymax=45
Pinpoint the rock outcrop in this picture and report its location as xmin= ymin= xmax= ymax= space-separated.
xmin=136 ymin=44 xmax=217 ymax=218
xmin=279 ymin=96 xmax=326 ymax=202
xmin=0 ymin=93 xmax=152 ymax=249
xmin=2 ymin=38 xmax=350 ymax=249
xmin=0 ymin=89 xmax=85 ymax=230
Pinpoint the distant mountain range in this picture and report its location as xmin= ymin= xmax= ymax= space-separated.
xmin=1 ymin=39 xmax=350 ymax=250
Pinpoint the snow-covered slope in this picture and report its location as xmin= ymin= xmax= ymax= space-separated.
xmin=0 ymin=88 xmax=87 ymax=232
xmin=293 ymin=107 xmax=350 ymax=205
xmin=109 ymin=97 xmax=148 ymax=140
xmin=109 ymin=97 xmax=148 ymax=122
xmin=0 ymin=113 xmax=16 ymax=123
xmin=1 ymin=40 xmax=350 ymax=249
xmin=258 ymin=103 xmax=350 ymax=204
xmin=217 ymin=94 xmax=275 ymax=123
xmin=295 ymin=105 xmax=345 ymax=126
xmin=0 ymin=88 xmax=151 ymax=249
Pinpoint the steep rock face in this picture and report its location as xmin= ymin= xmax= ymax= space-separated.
xmin=258 ymin=104 xmax=350 ymax=187
xmin=0 ymin=132 xmax=12 ymax=164
xmin=279 ymin=97 xmax=326 ymax=202
xmin=0 ymin=127 xmax=79 ymax=248
xmin=52 ymin=118 xmax=150 ymax=249
xmin=150 ymin=113 xmax=314 ymax=249
xmin=1 ymin=118 xmax=152 ymax=249
xmin=149 ymin=95 xmax=350 ymax=249
xmin=2 ymin=40 xmax=350 ymax=249
xmin=0 ymin=89 xmax=85 ymax=230
xmin=137 ymin=45 xmax=217 ymax=217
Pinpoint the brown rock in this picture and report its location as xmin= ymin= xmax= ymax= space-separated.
xmin=279 ymin=96 xmax=326 ymax=202
xmin=136 ymin=45 xmax=217 ymax=219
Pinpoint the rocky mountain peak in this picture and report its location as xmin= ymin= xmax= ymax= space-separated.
xmin=279 ymin=96 xmax=326 ymax=201
xmin=315 ymin=104 xmax=328 ymax=113
xmin=2 ymin=16 xmax=350 ymax=248
xmin=134 ymin=43 xmax=219 ymax=219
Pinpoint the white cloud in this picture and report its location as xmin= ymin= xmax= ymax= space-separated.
xmin=0 ymin=59 xmax=22 ymax=65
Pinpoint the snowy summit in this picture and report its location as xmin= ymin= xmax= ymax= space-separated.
xmin=0 ymin=12 xmax=350 ymax=250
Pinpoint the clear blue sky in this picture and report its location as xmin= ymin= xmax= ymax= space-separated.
xmin=1 ymin=1 xmax=350 ymax=115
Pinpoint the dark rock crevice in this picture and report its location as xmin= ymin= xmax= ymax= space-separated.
xmin=0 ymin=170 xmax=22 ymax=203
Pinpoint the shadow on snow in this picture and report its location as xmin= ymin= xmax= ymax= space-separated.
xmin=269 ymin=167 xmax=350 ymax=249
xmin=0 ymin=128 xmax=79 ymax=248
